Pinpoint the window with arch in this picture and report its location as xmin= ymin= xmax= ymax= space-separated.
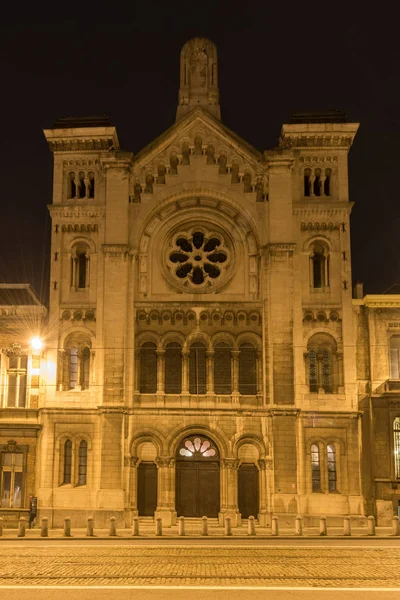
xmin=67 ymin=172 xmax=76 ymax=199
xmin=304 ymin=168 xmax=311 ymax=196
xmin=324 ymin=168 xmax=332 ymax=196
xmin=70 ymin=243 xmax=90 ymax=290
xmin=165 ymin=342 xmax=182 ymax=394
xmin=239 ymin=342 xmax=257 ymax=395
xmin=189 ymin=342 xmax=207 ymax=394
xmin=214 ymin=342 xmax=232 ymax=394
xmin=63 ymin=440 xmax=72 ymax=484
xmin=311 ymin=444 xmax=321 ymax=492
xmin=310 ymin=242 xmax=329 ymax=290
xmin=61 ymin=335 xmax=92 ymax=392
xmin=327 ymin=444 xmax=337 ymax=492
xmin=390 ymin=336 xmax=400 ymax=379
xmin=314 ymin=168 xmax=322 ymax=196
xmin=77 ymin=440 xmax=88 ymax=486
xmin=61 ymin=438 xmax=89 ymax=487
xmin=394 ymin=418 xmax=400 ymax=479
xmin=139 ymin=342 xmax=157 ymax=394
xmin=307 ymin=333 xmax=340 ymax=394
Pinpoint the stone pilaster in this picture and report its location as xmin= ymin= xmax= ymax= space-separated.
xmin=219 ymin=458 xmax=241 ymax=526
xmin=155 ymin=456 xmax=177 ymax=526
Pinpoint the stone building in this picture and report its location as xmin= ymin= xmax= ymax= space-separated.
xmin=1 ymin=37 xmax=398 ymax=528
xmin=0 ymin=284 xmax=46 ymax=525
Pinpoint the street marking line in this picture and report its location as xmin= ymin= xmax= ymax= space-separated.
xmin=0 ymin=586 xmax=399 ymax=591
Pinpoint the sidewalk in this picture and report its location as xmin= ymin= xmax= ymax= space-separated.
xmin=0 ymin=523 xmax=396 ymax=540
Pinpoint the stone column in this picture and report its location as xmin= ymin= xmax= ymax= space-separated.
xmin=231 ymin=350 xmax=240 ymax=403
xmin=134 ymin=350 xmax=140 ymax=396
xmin=257 ymin=458 xmax=271 ymax=526
xmin=155 ymin=456 xmax=177 ymax=527
xmin=129 ymin=457 xmax=139 ymax=518
xmin=181 ymin=351 xmax=189 ymax=394
xmin=206 ymin=351 xmax=214 ymax=395
xmin=219 ymin=459 xmax=241 ymax=526
xmin=256 ymin=350 xmax=263 ymax=398
xmin=156 ymin=350 xmax=165 ymax=405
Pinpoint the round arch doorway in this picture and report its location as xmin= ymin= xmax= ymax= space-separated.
xmin=176 ymin=435 xmax=220 ymax=517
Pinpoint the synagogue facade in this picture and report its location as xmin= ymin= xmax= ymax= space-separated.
xmin=1 ymin=37 xmax=400 ymax=528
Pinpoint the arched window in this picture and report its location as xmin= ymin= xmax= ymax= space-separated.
xmin=165 ymin=342 xmax=182 ymax=394
xmin=314 ymin=168 xmax=321 ymax=196
xmin=214 ymin=342 xmax=232 ymax=394
xmin=140 ymin=342 xmax=157 ymax=394
xmin=324 ymin=168 xmax=331 ymax=196
xmin=71 ymin=244 xmax=90 ymax=290
xmin=307 ymin=333 xmax=339 ymax=394
xmin=77 ymin=440 xmax=87 ymax=486
xmin=189 ymin=342 xmax=207 ymax=394
xmin=311 ymin=444 xmax=321 ymax=492
xmin=390 ymin=336 xmax=400 ymax=379
xmin=304 ymin=168 xmax=311 ymax=196
xmin=394 ymin=418 xmax=400 ymax=479
xmin=78 ymin=172 xmax=86 ymax=198
xmin=69 ymin=347 xmax=79 ymax=389
xmin=88 ymin=171 xmax=95 ymax=198
xmin=63 ymin=440 xmax=72 ymax=484
xmin=68 ymin=172 xmax=76 ymax=199
xmin=239 ymin=342 xmax=257 ymax=395
xmin=310 ymin=243 xmax=329 ymax=289
xmin=327 ymin=444 xmax=337 ymax=492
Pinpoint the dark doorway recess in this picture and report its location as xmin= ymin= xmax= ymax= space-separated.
xmin=238 ymin=463 xmax=259 ymax=518
xmin=176 ymin=461 xmax=220 ymax=517
xmin=137 ymin=461 xmax=157 ymax=516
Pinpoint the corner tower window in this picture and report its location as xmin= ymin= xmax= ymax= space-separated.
xmin=310 ymin=243 xmax=329 ymax=289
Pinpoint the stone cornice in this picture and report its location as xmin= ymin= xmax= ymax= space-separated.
xmin=280 ymin=123 xmax=359 ymax=150
xmin=48 ymin=205 xmax=105 ymax=219
xmin=361 ymin=295 xmax=400 ymax=308
xmin=293 ymin=204 xmax=353 ymax=218
xmin=102 ymin=244 xmax=130 ymax=257
xmin=43 ymin=126 xmax=119 ymax=153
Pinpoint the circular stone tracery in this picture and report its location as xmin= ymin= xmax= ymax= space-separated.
xmin=168 ymin=228 xmax=230 ymax=289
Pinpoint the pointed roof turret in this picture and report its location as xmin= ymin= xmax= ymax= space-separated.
xmin=176 ymin=37 xmax=221 ymax=122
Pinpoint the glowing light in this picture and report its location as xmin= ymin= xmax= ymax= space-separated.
xmin=30 ymin=337 xmax=43 ymax=352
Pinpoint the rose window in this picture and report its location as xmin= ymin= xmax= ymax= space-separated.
xmin=178 ymin=436 xmax=218 ymax=458
xmin=168 ymin=230 xmax=230 ymax=288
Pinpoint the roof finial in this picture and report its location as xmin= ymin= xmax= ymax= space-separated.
xmin=176 ymin=38 xmax=221 ymax=122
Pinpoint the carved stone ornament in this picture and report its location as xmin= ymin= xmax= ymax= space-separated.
xmin=6 ymin=440 xmax=18 ymax=453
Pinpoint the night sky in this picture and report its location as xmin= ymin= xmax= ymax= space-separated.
xmin=0 ymin=6 xmax=399 ymax=305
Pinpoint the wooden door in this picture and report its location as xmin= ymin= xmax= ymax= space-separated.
xmin=176 ymin=461 xmax=220 ymax=517
xmin=137 ymin=461 xmax=157 ymax=516
xmin=238 ymin=463 xmax=259 ymax=519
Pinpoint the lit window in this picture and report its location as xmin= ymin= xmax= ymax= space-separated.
xmin=327 ymin=444 xmax=337 ymax=492
xmin=1 ymin=452 xmax=23 ymax=508
xmin=394 ymin=418 xmax=400 ymax=479
xmin=6 ymin=355 xmax=27 ymax=408
xmin=178 ymin=436 xmax=218 ymax=458
xmin=63 ymin=440 xmax=72 ymax=484
xmin=311 ymin=444 xmax=321 ymax=492
xmin=77 ymin=440 xmax=87 ymax=486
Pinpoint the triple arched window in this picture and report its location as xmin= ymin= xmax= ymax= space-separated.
xmin=306 ymin=333 xmax=342 ymax=394
xmin=138 ymin=338 xmax=260 ymax=396
xmin=67 ymin=171 xmax=95 ymax=200
xmin=304 ymin=167 xmax=332 ymax=197
xmin=310 ymin=442 xmax=338 ymax=493
xmin=61 ymin=439 xmax=88 ymax=486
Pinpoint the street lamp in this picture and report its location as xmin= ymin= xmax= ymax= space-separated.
xmin=30 ymin=336 xmax=43 ymax=353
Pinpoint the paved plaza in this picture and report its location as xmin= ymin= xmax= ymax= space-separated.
xmin=0 ymin=543 xmax=400 ymax=588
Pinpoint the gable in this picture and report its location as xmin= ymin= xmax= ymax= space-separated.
xmin=131 ymin=108 xmax=265 ymax=191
